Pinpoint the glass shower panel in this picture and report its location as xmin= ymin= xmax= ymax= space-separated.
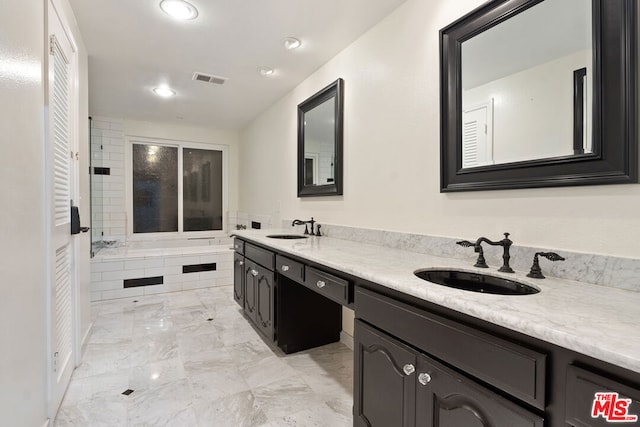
xmin=90 ymin=118 xmax=103 ymax=256
xmin=132 ymin=144 xmax=178 ymax=233
xmin=183 ymin=148 xmax=223 ymax=231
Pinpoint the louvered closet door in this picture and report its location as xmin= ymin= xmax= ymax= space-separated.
xmin=48 ymin=0 xmax=76 ymax=416
xmin=462 ymin=104 xmax=491 ymax=168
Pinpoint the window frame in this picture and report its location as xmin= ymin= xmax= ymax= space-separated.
xmin=125 ymin=136 xmax=228 ymax=240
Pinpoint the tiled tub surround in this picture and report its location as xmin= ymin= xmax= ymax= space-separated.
xmin=288 ymin=221 xmax=640 ymax=293
xmin=237 ymin=228 xmax=640 ymax=375
xmin=91 ymin=238 xmax=234 ymax=301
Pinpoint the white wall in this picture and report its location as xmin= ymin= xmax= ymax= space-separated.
xmin=464 ymin=50 xmax=592 ymax=164
xmin=0 ymin=2 xmax=48 ymax=424
xmin=239 ymin=0 xmax=640 ymax=260
xmin=0 ymin=0 xmax=89 ymax=424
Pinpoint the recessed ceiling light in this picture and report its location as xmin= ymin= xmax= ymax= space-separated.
xmin=283 ymin=37 xmax=301 ymax=50
xmin=258 ymin=66 xmax=274 ymax=76
xmin=153 ymin=86 xmax=176 ymax=97
xmin=160 ymin=0 xmax=198 ymax=20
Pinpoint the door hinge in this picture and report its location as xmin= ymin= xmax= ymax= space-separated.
xmin=49 ymin=35 xmax=57 ymax=56
xmin=53 ymin=351 xmax=59 ymax=373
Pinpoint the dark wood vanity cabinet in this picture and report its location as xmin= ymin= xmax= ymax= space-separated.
xmin=233 ymin=252 xmax=244 ymax=308
xmin=238 ymin=240 xmax=275 ymax=341
xmin=233 ymin=238 xmax=343 ymax=353
xmin=354 ymin=320 xmax=417 ymax=427
xmin=232 ymin=237 xmax=640 ymax=426
xmin=244 ymin=258 xmax=274 ymax=340
xmin=355 ymin=286 xmax=545 ymax=427
xmin=354 ymin=284 xmax=640 ymax=427
xmin=355 ymin=319 xmax=544 ymax=427
xmin=416 ymin=353 xmax=544 ymax=427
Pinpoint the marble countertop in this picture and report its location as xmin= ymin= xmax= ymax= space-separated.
xmin=233 ymin=229 xmax=640 ymax=374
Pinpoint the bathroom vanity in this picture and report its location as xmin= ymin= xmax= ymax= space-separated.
xmin=233 ymin=236 xmax=351 ymax=353
xmin=232 ymin=230 xmax=640 ymax=427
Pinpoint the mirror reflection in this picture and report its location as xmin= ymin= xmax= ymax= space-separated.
xmin=303 ymin=97 xmax=336 ymax=186
xmin=461 ymin=0 xmax=592 ymax=168
xmin=297 ymin=78 xmax=344 ymax=197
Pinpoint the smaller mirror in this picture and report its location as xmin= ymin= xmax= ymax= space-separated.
xmin=298 ymin=78 xmax=344 ymax=197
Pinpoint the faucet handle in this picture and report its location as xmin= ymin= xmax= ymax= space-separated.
xmin=538 ymin=252 xmax=565 ymax=262
xmin=456 ymin=240 xmax=474 ymax=248
xmin=527 ymin=252 xmax=566 ymax=279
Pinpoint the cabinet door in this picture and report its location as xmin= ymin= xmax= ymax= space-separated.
xmin=566 ymin=365 xmax=640 ymax=427
xmin=255 ymin=265 xmax=275 ymax=340
xmin=233 ymin=253 xmax=244 ymax=308
xmin=354 ymin=320 xmax=416 ymax=427
xmin=244 ymin=260 xmax=258 ymax=323
xmin=416 ymin=353 xmax=544 ymax=427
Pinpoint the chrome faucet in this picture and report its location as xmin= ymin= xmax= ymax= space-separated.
xmin=457 ymin=232 xmax=514 ymax=273
xmin=291 ymin=217 xmax=319 ymax=236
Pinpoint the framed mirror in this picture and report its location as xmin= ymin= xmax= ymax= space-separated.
xmin=298 ymin=78 xmax=344 ymax=197
xmin=440 ymin=0 xmax=637 ymax=192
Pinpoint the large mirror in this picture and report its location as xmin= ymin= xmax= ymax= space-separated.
xmin=298 ymin=78 xmax=344 ymax=197
xmin=440 ymin=0 xmax=637 ymax=192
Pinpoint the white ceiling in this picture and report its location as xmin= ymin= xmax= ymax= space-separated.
xmin=462 ymin=0 xmax=591 ymax=89
xmin=68 ymin=0 xmax=407 ymax=131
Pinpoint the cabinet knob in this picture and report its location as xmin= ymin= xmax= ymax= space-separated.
xmin=316 ymin=280 xmax=326 ymax=288
xmin=251 ymin=269 xmax=258 ymax=277
xmin=403 ymin=364 xmax=415 ymax=376
xmin=281 ymin=265 xmax=290 ymax=272
xmin=239 ymin=261 xmax=244 ymax=266
xmin=418 ymin=372 xmax=432 ymax=385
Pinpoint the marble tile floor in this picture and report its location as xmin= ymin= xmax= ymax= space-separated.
xmin=54 ymin=285 xmax=353 ymax=426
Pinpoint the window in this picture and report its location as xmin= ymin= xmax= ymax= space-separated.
xmin=129 ymin=138 xmax=226 ymax=236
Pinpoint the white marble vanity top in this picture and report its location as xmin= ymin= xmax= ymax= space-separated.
xmin=234 ymin=229 xmax=640 ymax=375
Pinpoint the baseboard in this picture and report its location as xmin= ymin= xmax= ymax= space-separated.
xmin=340 ymin=331 xmax=354 ymax=350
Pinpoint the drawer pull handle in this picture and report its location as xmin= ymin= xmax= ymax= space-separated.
xmin=316 ymin=280 xmax=326 ymax=288
xmin=403 ymin=364 xmax=415 ymax=376
xmin=418 ymin=372 xmax=432 ymax=385
xmin=281 ymin=265 xmax=290 ymax=272
xmin=251 ymin=269 xmax=259 ymax=277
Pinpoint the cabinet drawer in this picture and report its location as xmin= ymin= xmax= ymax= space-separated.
xmin=233 ymin=238 xmax=244 ymax=255
xmin=355 ymin=287 xmax=546 ymax=410
xmin=305 ymin=267 xmax=349 ymax=306
xmin=566 ymin=365 xmax=640 ymax=426
xmin=245 ymin=243 xmax=274 ymax=271
xmin=276 ymin=255 xmax=304 ymax=282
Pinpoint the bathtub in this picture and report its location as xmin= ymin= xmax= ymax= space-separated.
xmin=90 ymin=237 xmax=234 ymax=301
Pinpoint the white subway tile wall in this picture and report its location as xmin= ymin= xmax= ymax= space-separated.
xmin=90 ymin=247 xmax=233 ymax=301
xmin=91 ymin=117 xmax=126 ymax=245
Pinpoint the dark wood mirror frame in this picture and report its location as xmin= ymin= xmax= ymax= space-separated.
xmin=440 ymin=0 xmax=637 ymax=192
xmin=297 ymin=78 xmax=344 ymax=197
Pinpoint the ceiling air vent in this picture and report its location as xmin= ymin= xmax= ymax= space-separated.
xmin=192 ymin=72 xmax=227 ymax=85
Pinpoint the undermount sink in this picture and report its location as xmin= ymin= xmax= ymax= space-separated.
xmin=266 ymin=234 xmax=309 ymax=240
xmin=414 ymin=269 xmax=539 ymax=295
